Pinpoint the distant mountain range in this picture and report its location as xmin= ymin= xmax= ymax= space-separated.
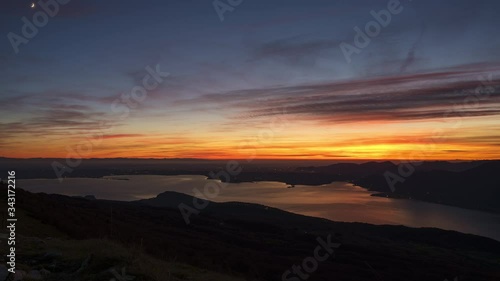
xmin=296 ymin=160 xmax=484 ymax=175
xmin=2 ymin=158 xmax=498 ymax=213
xmin=295 ymin=160 xmax=499 ymax=213
xmin=352 ymin=161 xmax=500 ymax=213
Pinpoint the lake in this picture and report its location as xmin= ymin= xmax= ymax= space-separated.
xmin=19 ymin=175 xmax=500 ymax=241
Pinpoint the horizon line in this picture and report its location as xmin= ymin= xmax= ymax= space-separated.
xmin=1 ymin=156 xmax=498 ymax=162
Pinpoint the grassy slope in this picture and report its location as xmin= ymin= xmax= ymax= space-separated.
xmin=0 ymin=191 xmax=244 ymax=281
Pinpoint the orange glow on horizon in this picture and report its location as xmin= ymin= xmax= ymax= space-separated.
xmin=2 ymin=139 xmax=499 ymax=160
xmin=2 ymin=107 xmax=499 ymax=160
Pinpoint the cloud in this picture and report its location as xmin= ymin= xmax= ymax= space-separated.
xmin=180 ymin=64 xmax=500 ymax=125
xmin=399 ymin=24 xmax=426 ymax=73
xmin=99 ymin=134 xmax=144 ymax=140
xmin=0 ymin=107 xmax=116 ymax=140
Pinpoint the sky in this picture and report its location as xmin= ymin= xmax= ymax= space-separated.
xmin=1 ymin=0 xmax=500 ymax=160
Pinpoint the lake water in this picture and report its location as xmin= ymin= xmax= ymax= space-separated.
xmin=19 ymin=175 xmax=500 ymax=241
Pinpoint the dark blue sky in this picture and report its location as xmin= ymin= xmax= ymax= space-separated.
xmin=3 ymin=0 xmax=499 ymax=93
xmin=1 ymin=0 xmax=500 ymax=159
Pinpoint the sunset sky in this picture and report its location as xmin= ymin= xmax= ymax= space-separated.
xmin=1 ymin=0 xmax=499 ymax=160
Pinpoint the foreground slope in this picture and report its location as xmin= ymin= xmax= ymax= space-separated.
xmin=2 ymin=185 xmax=500 ymax=281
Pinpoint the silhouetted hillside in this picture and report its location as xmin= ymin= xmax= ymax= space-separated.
xmin=4 ymin=185 xmax=500 ymax=281
xmin=296 ymin=161 xmax=397 ymax=177
xmin=354 ymin=161 xmax=500 ymax=213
